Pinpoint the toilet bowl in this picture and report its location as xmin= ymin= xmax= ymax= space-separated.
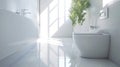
xmin=73 ymin=33 xmax=110 ymax=58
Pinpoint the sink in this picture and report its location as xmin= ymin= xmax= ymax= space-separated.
xmin=73 ymin=33 xmax=110 ymax=58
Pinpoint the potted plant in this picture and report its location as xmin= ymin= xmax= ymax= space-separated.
xmin=69 ymin=0 xmax=90 ymax=26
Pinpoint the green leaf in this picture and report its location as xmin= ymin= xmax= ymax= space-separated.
xmin=69 ymin=0 xmax=90 ymax=26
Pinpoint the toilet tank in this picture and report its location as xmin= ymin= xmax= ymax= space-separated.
xmin=73 ymin=33 xmax=110 ymax=58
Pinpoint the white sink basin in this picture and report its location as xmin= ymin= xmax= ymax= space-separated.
xmin=73 ymin=33 xmax=110 ymax=58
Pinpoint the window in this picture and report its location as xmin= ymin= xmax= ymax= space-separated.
xmin=40 ymin=0 xmax=71 ymax=38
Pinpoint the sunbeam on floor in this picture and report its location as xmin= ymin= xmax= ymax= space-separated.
xmin=38 ymin=38 xmax=72 ymax=67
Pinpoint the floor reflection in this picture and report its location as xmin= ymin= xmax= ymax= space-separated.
xmin=38 ymin=38 xmax=72 ymax=67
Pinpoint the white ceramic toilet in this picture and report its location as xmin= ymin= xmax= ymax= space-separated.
xmin=73 ymin=33 xmax=110 ymax=58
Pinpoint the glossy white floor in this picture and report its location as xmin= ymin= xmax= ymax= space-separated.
xmin=0 ymin=38 xmax=72 ymax=67
xmin=38 ymin=38 xmax=72 ymax=67
xmin=0 ymin=38 xmax=118 ymax=67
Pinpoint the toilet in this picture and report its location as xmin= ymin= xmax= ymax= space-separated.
xmin=73 ymin=33 xmax=110 ymax=58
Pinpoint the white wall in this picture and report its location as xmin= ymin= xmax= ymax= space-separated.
xmin=97 ymin=1 xmax=120 ymax=65
xmin=0 ymin=0 xmax=38 ymax=23
xmin=0 ymin=1 xmax=39 ymax=66
xmin=103 ymin=0 xmax=120 ymax=7
xmin=0 ymin=10 xmax=38 ymax=61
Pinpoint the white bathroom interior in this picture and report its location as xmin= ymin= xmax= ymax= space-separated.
xmin=0 ymin=0 xmax=120 ymax=67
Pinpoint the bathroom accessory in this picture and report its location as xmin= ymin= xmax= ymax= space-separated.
xmin=16 ymin=9 xmax=31 ymax=16
xmin=99 ymin=7 xmax=109 ymax=19
xmin=90 ymin=25 xmax=98 ymax=29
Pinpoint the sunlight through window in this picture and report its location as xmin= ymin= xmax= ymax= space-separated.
xmin=40 ymin=8 xmax=49 ymax=38
xmin=39 ymin=0 xmax=72 ymax=67
xmin=40 ymin=0 xmax=71 ymax=38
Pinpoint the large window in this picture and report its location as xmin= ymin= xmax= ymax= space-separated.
xmin=40 ymin=0 xmax=71 ymax=38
